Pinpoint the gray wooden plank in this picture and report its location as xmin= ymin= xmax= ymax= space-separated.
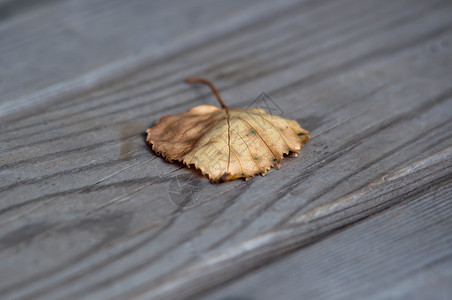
xmin=200 ymin=175 xmax=452 ymax=300
xmin=1 ymin=0 xmax=452 ymax=299
xmin=0 ymin=0 xmax=302 ymax=122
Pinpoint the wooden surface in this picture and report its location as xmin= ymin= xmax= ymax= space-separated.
xmin=1 ymin=0 xmax=451 ymax=299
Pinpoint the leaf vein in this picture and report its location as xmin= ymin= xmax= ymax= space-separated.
xmin=237 ymin=117 xmax=277 ymax=158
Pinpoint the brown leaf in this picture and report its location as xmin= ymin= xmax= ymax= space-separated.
xmin=146 ymin=78 xmax=310 ymax=183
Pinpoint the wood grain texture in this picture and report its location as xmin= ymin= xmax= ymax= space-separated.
xmin=201 ymin=174 xmax=452 ymax=300
xmin=1 ymin=0 xmax=451 ymax=299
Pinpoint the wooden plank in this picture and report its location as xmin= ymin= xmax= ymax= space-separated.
xmin=0 ymin=0 xmax=451 ymax=299
xmin=200 ymin=175 xmax=452 ymax=300
xmin=0 ymin=0 xmax=302 ymax=121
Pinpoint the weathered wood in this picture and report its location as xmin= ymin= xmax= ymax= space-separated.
xmin=200 ymin=175 xmax=452 ymax=300
xmin=1 ymin=0 xmax=451 ymax=299
xmin=0 ymin=0 xmax=300 ymax=122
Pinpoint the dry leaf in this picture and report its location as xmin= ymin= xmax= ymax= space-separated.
xmin=146 ymin=78 xmax=310 ymax=183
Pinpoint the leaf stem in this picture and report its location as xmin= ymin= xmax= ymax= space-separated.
xmin=186 ymin=77 xmax=228 ymax=109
